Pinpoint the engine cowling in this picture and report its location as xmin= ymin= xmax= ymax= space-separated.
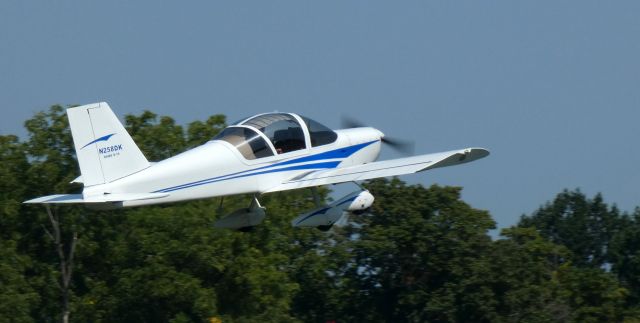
xmin=291 ymin=190 xmax=374 ymax=229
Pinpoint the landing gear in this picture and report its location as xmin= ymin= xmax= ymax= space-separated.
xmin=291 ymin=190 xmax=375 ymax=229
xmin=316 ymin=225 xmax=333 ymax=232
xmin=237 ymin=226 xmax=256 ymax=233
xmin=308 ymin=187 xmax=335 ymax=231
xmin=213 ymin=195 xmax=266 ymax=230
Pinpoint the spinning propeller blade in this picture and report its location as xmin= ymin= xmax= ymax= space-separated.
xmin=381 ymin=136 xmax=415 ymax=155
xmin=341 ymin=115 xmax=366 ymax=129
xmin=341 ymin=115 xmax=415 ymax=155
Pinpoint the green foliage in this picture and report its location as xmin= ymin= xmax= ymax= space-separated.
xmin=552 ymin=265 xmax=628 ymax=322
xmin=341 ymin=179 xmax=497 ymax=322
xmin=518 ymin=189 xmax=622 ymax=268
xmin=610 ymin=209 xmax=640 ymax=304
xmin=518 ymin=190 xmax=640 ymax=312
xmin=491 ymin=227 xmax=632 ymax=322
xmin=124 ymin=110 xmax=226 ymax=160
xmin=2 ymin=104 xmax=639 ymax=322
xmin=125 ymin=111 xmax=187 ymax=160
xmin=186 ymin=115 xmax=226 ymax=149
xmin=0 ymin=135 xmax=29 ymax=240
xmin=22 ymin=105 xmax=77 ymax=195
xmin=0 ymin=240 xmax=40 ymax=323
xmin=490 ymin=227 xmax=569 ymax=322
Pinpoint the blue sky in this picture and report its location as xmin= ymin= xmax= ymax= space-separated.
xmin=1 ymin=1 xmax=639 ymax=231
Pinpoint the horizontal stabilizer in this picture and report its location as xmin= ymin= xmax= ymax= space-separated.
xmin=24 ymin=192 xmax=169 ymax=204
xmin=24 ymin=194 xmax=86 ymax=204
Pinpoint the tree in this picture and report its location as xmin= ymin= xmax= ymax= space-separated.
xmin=19 ymin=106 xmax=82 ymax=321
xmin=5 ymin=105 xmax=640 ymax=322
xmin=610 ymin=208 xmax=640 ymax=307
xmin=336 ymin=178 xmax=497 ymax=322
xmin=551 ymin=265 xmax=629 ymax=323
xmin=7 ymin=106 xmax=231 ymax=322
xmin=0 ymin=135 xmax=29 ymax=240
xmin=185 ymin=115 xmax=226 ymax=149
xmin=492 ymin=226 xmax=631 ymax=322
xmin=0 ymin=240 xmax=40 ymax=323
xmin=69 ymin=110 xmax=230 ymax=322
xmin=0 ymin=135 xmax=41 ymax=322
xmin=518 ymin=189 xmax=622 ymax=268
xmin=490 ymin=227 xmax=571 ymax=322
xmin=125 ymin=111 xmax=187 ymax=160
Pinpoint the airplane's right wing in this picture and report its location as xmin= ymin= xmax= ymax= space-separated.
xmin=263 ymin=147 xmax=489 ymax=193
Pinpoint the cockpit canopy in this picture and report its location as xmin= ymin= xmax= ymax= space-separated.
xmin=213 ymin=113 xmax=337 ymax=160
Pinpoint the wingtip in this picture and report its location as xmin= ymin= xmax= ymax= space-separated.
xmin=465 ymin=147 xmax=490 ymax=158
xmin=476 ymin=147 xmax=490 ymax=157
xmin=458 ymin=147 xmax=490 ymax=163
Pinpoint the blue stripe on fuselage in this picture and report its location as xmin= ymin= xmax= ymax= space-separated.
xmin=153 ymin=140 xmax=378 ymax=193
xmin=271 ymin=141 xmax=377 ymax=167
xmin=159 ymin=161 xmax=340 ymax=193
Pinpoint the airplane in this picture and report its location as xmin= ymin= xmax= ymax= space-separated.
xmin=25 ymin=102 xmax=489 ymax=230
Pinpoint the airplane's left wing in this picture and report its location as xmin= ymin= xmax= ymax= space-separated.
xmin=262 ymin=147 xmax=489 ymax=193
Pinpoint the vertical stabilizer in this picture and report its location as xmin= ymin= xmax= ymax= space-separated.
xmin=67 ymin=102 xmax=150 ymax=186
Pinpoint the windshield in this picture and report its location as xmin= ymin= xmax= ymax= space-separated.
xmin=213 ymin=127 xmax=274 ymax=160
xmin=241 ymin=114 xmax=306 ymax=154
xmin=301 ymin=116 xmax=337 ymax=147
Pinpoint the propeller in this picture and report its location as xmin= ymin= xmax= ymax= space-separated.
xmin=341 ymin=116 xmax=366 ymax=129
xmin=341 ymin=116 xmax=415 ymax=155
xmin=380 ymin=136 xmax=415 ymax=155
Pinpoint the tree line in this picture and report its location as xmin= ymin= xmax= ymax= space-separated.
xmin=1 ymin=105 xmax=639 ymax=322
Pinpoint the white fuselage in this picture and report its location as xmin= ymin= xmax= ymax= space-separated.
xmin=82 ymin=128 xmax=383 ymax=207
xmin=25 ymin=103 xmax=489 ymax=210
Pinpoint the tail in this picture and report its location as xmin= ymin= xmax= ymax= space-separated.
xmin=67 ymin=102 xmax=150 ymax=186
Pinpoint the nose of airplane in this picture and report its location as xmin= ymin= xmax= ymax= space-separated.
xmin=335 ymin=127 xmax=383 ymax=148
xmin=349 ymin=127 xmax=384 ymax=144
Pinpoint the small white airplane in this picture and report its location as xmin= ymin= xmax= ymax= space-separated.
xmin=26 ymin=102 xmax=489 ymax=230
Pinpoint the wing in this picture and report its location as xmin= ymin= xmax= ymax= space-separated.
xmin=262 ymin=147 xmax=489 ymax=193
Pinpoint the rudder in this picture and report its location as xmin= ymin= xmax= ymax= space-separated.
xmin=67 ymin=102 xmax=150 ymax=186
